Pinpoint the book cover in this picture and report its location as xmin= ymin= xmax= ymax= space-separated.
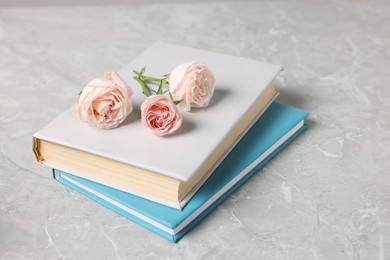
xmin=33 ymin=42 xmax=283 ymax=208
xmin=54 ymin=102 xmax=309 ymax=242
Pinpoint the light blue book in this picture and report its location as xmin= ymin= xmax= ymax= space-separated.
xmin=53 ymin=102 xmax=308 ymax=242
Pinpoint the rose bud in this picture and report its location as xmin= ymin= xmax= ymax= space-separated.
xmin=169 ymin=62 xmax=215 ymax=111
xmin=141 ymin=95 xmax=183 ymax=136
xmin=77 ymin=72 xmax=133 ymax=129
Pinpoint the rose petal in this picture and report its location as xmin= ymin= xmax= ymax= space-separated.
xmin=169 ymin=62 xmax=215 ymax=111
xmin=140 ymin=95 xmax=182 ymax=136
xmin=76 ymin=72 xmax=133 ymax=129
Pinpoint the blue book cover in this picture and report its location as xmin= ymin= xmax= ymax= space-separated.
xmin=53 ymin=102 xmax=308 ymax=242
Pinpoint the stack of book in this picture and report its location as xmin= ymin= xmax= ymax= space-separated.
xmin=33 ymin=42 xmax=308 ymax=242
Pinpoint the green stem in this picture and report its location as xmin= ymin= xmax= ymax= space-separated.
xmin=168 ymin=90 xmax=181 ymax=105
xmin=133 ymin=68 xmax=173 ymax=99
xmin=133 ymin=70 xmax=141 ymax=76
xmin=133 ymin=76 xmax=151 ymax=97
xmin=141 ymin=75 xmax=163 ymax=82
xmin=133 ymin=70 xmax=166 ymax=83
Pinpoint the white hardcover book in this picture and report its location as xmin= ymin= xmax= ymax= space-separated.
xmin=33 ymin=42 xmax=282 ymax=209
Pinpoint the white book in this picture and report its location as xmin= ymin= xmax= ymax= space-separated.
xmin=33 ymin=42 xmax=282 ymax=209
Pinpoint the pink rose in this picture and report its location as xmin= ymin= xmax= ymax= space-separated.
xmin=169 ymin=62 xmax=215 ymax=111
xmin=77 ymin=72 xmax=133 ymax=129
xmin=141 ymin=95 xmax=183 ymax=136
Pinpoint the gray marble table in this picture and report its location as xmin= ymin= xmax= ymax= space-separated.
xmin=1 ymin=0 xmax=389 ymax=259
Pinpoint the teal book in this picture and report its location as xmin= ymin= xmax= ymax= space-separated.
xmin=53 ymin=102 xmax=308 ymax=242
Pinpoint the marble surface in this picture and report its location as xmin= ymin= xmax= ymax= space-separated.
xmin=1 ymin=0 xmax=390 ymax=259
